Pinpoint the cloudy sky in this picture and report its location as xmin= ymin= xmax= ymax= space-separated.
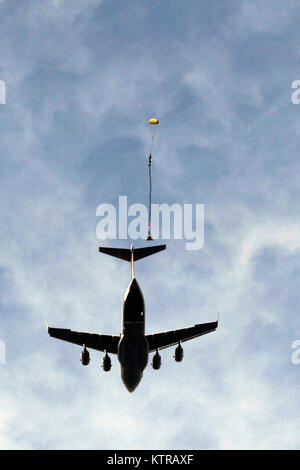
xmin=0 ymin=0 xmax=300 ymax=450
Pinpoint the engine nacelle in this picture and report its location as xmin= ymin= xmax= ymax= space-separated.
xmin=80 ymin=346 xmax=90 ymax=366
xmin=174 ymin=343 xmax=184 ymax=362
xmin=102 ymin=352 xmax=112 ymax=372
xmin=152 ymin=350 xmax=161 ymax=370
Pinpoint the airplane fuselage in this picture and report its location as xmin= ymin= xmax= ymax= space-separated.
xmin=48 ymin=244 xmax=218 ymax=393
xmin=117 ymin=278 xmax=149 ymax=392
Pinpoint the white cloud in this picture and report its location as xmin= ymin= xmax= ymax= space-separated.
xmin=225 ymin=0 xmax=298 ymax=36
xmin=0 ymin=0 xmax=299 ymax=450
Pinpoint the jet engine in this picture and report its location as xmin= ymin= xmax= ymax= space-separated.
xmin=174 ymin=343 xmax=184 ymax=362
xmin=102 ymin=352 xmax=112 ymax=372
xmin=80 ymin=346 xmax=90 ymax=366
xmin=152 ymin=350 xmax=161 ymax=370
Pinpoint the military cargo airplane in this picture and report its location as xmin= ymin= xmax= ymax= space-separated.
xmin=48 ymin=245 xmax=218 ymax=392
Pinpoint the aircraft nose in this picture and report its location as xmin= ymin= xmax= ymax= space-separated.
xmin=125 ymin=381 xmax=138 ymax=393
xmin=121 ymin=369 xmax=142 ymax=393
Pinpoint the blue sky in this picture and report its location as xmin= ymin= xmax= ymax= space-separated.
xmin=0 ymin=0 xmax=300 ymax=449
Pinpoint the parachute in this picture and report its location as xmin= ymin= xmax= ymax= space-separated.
xmin=148 ymin=118 xmax=159 ymax=125
xmin=148 ymin=117 xmax=159 ymax=154
xmin=147 ymin=118 xmax=159 ymax=241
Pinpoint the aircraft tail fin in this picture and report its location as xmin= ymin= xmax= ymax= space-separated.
xmin=99 ymin=244 xmax=166 ymax=262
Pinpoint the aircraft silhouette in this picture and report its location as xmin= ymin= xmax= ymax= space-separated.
xmin=48 ymin=245 xmax=218 ymax=392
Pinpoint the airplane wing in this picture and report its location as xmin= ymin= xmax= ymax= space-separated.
xmin=48 ymin=326 xmax=120 ymax=354
xmin=146 ymin=320 xmax=218 ymax=352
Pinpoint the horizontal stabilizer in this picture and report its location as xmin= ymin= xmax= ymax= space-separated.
xmin=134 ymin=245 xmax=166 ymax=260
xmin=99 ymin=244 xmax=166 ymax=262
xmin=99 ymin=247 xmax=131 ymax=261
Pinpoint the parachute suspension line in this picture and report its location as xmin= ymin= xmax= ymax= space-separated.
xmin=149 ymin=128 xmax=156 ymax=154
xmin=147 ymin=153 xmax=153 ymax=241
xmin=146 ymin=118 xmax=159 ymax=241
